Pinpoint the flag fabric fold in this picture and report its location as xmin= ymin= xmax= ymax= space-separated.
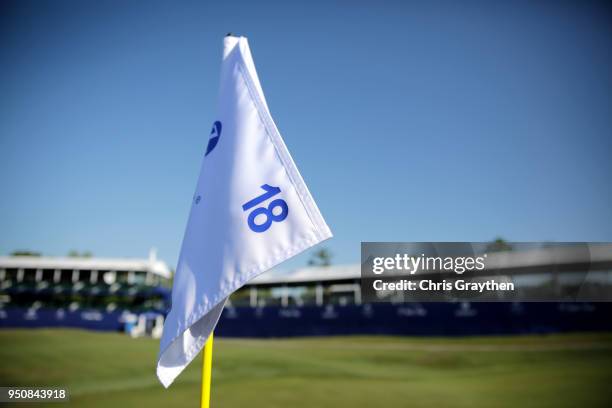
xmin=157 ymin=36 xmax=332 ymax=388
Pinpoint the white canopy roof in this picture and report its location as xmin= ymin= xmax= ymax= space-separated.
xmin=252 ymin=264 xmax=360 ymax=285
xmin=0 ymin=250 xmax=172 ymax=279
xmin=2 ymin=244 xmax=609 ymax=285
xmin=250 ymin=243 xmax=612 ymax=285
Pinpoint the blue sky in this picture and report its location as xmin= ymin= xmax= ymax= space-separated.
xmin=1 ymin=0 xmax=611 ymax=271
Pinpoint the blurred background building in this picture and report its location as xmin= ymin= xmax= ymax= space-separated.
xmin=1 ymin=244 xmax=611 ymax=337
xmin=0 ymin=249 xmax=171 ymax=337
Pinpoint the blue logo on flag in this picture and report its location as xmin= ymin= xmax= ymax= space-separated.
xmin=205 ymin=121 xmax=222 ymax=156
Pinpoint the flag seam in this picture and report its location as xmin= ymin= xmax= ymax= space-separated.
xmin=235 ymin=51 xmax=332 ymax=242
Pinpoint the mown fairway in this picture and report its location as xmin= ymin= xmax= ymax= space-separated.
xmin=1 ymin=329 xmax=611 ymax=407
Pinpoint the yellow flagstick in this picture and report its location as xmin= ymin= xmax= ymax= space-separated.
xmin=200 ymin=332 xmax=214 ymax=408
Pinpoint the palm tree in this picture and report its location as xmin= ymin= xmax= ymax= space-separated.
xmin=486 ymin=237 xmax=512 ymax=253
xmin=308 ymin=248 xmax=333 ymax=267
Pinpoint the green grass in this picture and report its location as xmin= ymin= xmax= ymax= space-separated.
xmin=1 ymin=330 xmax=611 ymax=407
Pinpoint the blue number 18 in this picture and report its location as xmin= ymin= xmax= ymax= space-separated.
xmin=242 ymin=184 xmax=289 ymax=233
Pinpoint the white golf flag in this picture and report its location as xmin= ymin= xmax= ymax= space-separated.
xmin=157 ymin=36 xmax=332 ymax=387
